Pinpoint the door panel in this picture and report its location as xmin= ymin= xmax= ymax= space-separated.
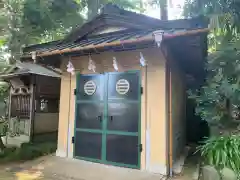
xmin=106 ymin=72 xmax=140 ymax=167
xmin=75 ymin=131 xmax=102 ymax=160
xmin=108 ymin=73 xmax=140 ymax=100
xmin=75 ymin=74 xmax=104 ymax=160
xmin=107 ymin=102 xmax=139 ymax=132
xmin=77 ymin=75 xmax=104 ymax=101
xmin=74 ymin=72 xmax=141 ymax=168
xmin=106 ymin=134 xmax=138 ymax=165
xmin=76 ymin=103 xmax=103 ymax=130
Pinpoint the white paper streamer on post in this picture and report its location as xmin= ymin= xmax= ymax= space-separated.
xmin=88 ymin=56 xmax=96 ymax=72
xmin=140 ymin=52 xmax=147 ymax=67
xmin=31 ymin=51 xmax=37 ymax=60
xmin=113 ymin=57 xmax=118 ymax=71
xmin=153 ymin=30 xmax=164 ymax=47
xmin=67 ymin=61 xmax=75 ymax=75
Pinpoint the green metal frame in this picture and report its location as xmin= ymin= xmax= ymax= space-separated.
xmin=73 ymin=71 xmax=141 ymax=169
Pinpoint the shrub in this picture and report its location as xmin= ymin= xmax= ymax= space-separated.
xmin=0 ymin=142 xmax=57 ymax=163
xmin=198 ymin=135 xmax=240 ymax=174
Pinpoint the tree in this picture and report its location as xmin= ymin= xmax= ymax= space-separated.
xmin=0 ymin=0 xmax=84 ymax=63
xmin=185 ymin=0 xmax=240 ymax=129
xmin=22 ymin=0 xmax=84 ymax=42
xmin=184 ymin=0 xmax=240 ymax=32
xmin=0 ymin=0 xmax=143 ymax=63
xmin=148 ymin=0 xmax=168 ymax=20
xmin=189 ymin=35 xmax=240 ymax=124
xmin=81 ymin=0 xmax=144 ymax=20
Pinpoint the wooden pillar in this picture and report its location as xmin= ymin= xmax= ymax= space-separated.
xmin=6 ymin=87 xmax=12 ymax=145
xmin=8 ymin=87 xmax=12 ymax=123
xmin=29 ymin=75 xmax=36 ymax=142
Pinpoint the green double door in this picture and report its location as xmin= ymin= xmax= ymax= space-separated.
xmin=74 ymin=71 xmax=141 ymax=168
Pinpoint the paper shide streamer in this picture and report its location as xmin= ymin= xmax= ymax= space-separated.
xmin=140 ymin=52 xmax=147 ymax=67
xmin=113 ymin=57 xmax=118 ymax=71
xmin=88 ymin=55 xmax=96 ymax=72
xmin=67 ymin=60 xmax=75 ymax=75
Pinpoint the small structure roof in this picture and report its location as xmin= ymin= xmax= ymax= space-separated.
xmin=0 ymin=61 xmax=61 ymax=79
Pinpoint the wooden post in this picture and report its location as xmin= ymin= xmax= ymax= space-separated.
xmin=66 ymin=73 xmax=72 ymax=157
xmin=29 ymin=75 xmax=36 ymax=142
xmin=6 ymin=87 xmax=12 ymax=145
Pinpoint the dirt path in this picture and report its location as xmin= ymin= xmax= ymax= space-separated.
xmin=0 ymin=169 xmax=80 ymax=180
xmin=0 ymin=156 xmax=65 ymax=180
xmin=0 ymin=154 xmax=199 ymax=180
xmin=172 ymin=148 xmax=200 ymax=180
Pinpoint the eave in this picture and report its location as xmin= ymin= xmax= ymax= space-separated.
xmin=22 ymin=28 xmax=209 ymax=59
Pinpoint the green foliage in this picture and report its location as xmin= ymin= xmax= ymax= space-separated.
xmin=0 ymin=0 xmax=85 ymax=62
xmin=0 ymin=117 xmax=8 ymax=150
xmin=184 ymin=0 xmax=240 ymax=17
xmin=184 ymin=0 xmax=240 ymax=127
xmin=0 ymin=39 xmax=6 ymax=46
xmin=198 ymin=135 xmax=240 ymax=175
xmin=22 ymin=0 xmax=83 ymax=41
xmin=0 ymin=82 xmax=9 ymax=99
xmin=0 ymin=119 xmax=7 ymax=136
xmin=0 ymin=142 xmax=57 ymax=163
xmin=184 ymin=0 xmax=240 ymax=33
xmin=184 ymin=0 xmax=240 ymax=177
xmin=0 ymin=0 xmax=142 ymax=62
xmin=188 ymin=33 xmax=240 ymax=125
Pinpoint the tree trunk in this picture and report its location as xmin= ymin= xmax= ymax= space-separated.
xmin=159 ymin=0 xmax=168 ymax=20
xmin=139 ymin=0 xmax=144 ymax=13
xmin=87 ymin=0 xmax=100 ymax=20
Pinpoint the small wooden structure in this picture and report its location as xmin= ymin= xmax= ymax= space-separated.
xmin=20 ymin=3 xmax=209 ymax=176
xmin=0 ymin=61 xmax=61 ymax=144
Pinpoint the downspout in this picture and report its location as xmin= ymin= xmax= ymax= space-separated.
xmin=169 ymin=69 xmax=173 ymax=177
xmin=162 ymin=44 xmax=173 ymax=177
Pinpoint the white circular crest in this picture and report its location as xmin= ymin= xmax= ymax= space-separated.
xmin=116 ymin=79 xmax=130 ymax=95
xmin=84 ymin=80 xmax=97 ymax=95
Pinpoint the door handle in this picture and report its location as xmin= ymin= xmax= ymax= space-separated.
xmin=138 ymin=144 xmax=143 ymax=152
xmin=109 ymin=116 xmax=113 ymax=122
xmin=98 ymin=115 xmax=102 ymax=122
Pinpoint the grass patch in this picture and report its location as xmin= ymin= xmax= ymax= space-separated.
xmin=0 ymin=142 xmax=57 ymax=163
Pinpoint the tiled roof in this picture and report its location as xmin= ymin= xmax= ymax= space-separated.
xmin=22 ymin=28 xmax=207 ymax=57
xmin=24 ymin=29 xmax=152 ymax=53
xmin=21 ymin=4 xmax=209 ymax=58
xmin=16 ymin=62 xmax=61 ymax=77
xmin=0 ymin=62 xmax=61 ymax=79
